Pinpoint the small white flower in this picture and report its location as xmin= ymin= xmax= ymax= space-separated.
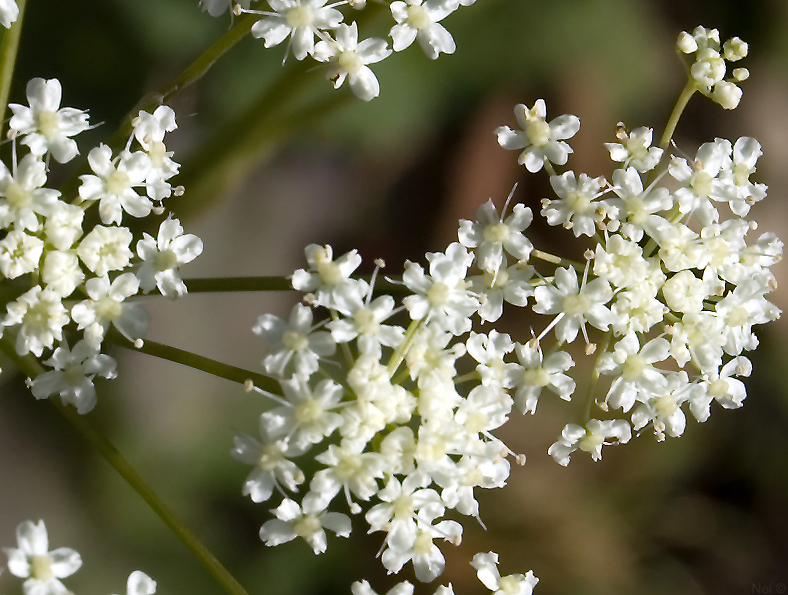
xmin=250 ymin=0 xmax=344 ymax=61
xmin=79 ymin=145 xmax=153 ymax=224
xmin=313 ymin=22 xmax=392 ymax=101
xmin=4 ymin=287 xmax=69 ymax=357
xmin=548 ymin=419 xmax=631 ymax=466
xmin=533 ymin=266 xmax=613 ymax=344
xmin=71 ymin=273 xmax=148 ymax=345
xmin=605 ymin=126 xmax=663 ymax=172
xmin=253 ymin=303 xmax=336 ymax=378
xmin=458 ymin=198 xmax=533 ymax=273
xmin=9 ymin=78 xmax=89 ymax=163
xmin=118 ymin=571 xmax=156 ymax=595
xmin=77 ymin=225 xmax=133 ymax=276
xmin=291 ymin=244 xmax=366 ymax=312
xmin=0 ymin=154 xmax=60 ymax=232
xmin=471 ymin=551 xmax=539 ymax=595
xmin=30 ymin=340 xmax=117 ymax=414
xmin=496 ymin=99 xmax=580 ymax=173
xmin=542 ymin=171 xmax=608 ymax=237
xmin=136 ymin=217 xmax=203 ymax=297
xmin=0 ymin=0 xmax=18 ymax=28
xmin=259 ymin=494 xmax=351 ymax=553
xmin=389 ymin=0 xmax=458 ymax=59
xmin=3 ymin=519 xmax=82 ymax=595
xmin=0 ymin=230 xmax=44 ymax=279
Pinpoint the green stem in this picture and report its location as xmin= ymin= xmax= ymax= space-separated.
xmin=658 ymin=81 xmax=696 ymax=150
xmin=0 ymin=336 xmax=251 ymax=595
xmin=582 ymin=330 xmax=612 ymax=423
xmin=108 ymin=332 xmax=281 ymax=395
xmin=0 ymin=0 xmax=27 ymax=135
xmin=56 ymin=402 xmax=252 ymax=595
xmin=386 ymin=318 xmax=423 ymax=378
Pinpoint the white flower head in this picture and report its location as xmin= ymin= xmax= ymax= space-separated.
xmin=9 ymin=78 xmax=89 ymax=163
xmin=136 ymin=217 xmax=203 ymax=297
xmin=30 ymin=340 xmax=117 ymax=414
xmin=4 ymin=519 xmax=82 ymax=595
xmin=389 ymin=0 xmax=458 ymax=59
xmin=250 ymin=0 xmax=344 ymax=61
xmin=0 ymin=0 xmax=18 ymax=28
xmin=313 ymin=22 xmax=392 ymax=101
xmin=259 ymin=494 xmax=351 ymax=553
xmin=471 ymin=551 xmax=538 ymax=595
xmin=496 ymin=99 xmax=580 ymax=173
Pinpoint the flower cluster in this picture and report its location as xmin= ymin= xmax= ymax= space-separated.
xmin=0 ymin=78 xmax=203 ymax=413
xmin=2 ymin=519 xmax=156 ymax=595
xmin=677 ymin=25 xmax=749 ymax=109
xmin=200 ymin=0 xmax=473 ymax=101
xmin=236 ymin=26 xmax=779 ymax=590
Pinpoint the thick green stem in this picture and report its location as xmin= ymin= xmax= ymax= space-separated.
xmin=0 ymin=336 xmax=251 ymax=595
xmin=0 ymin=0 xmax=27 ymax=135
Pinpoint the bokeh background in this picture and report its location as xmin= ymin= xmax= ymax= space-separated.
xmin=1 ymin=1 xmax=788 ymax=594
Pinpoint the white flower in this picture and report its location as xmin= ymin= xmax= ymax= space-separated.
xmin=458 ymin=198 xmax=533 ymax=273
xmin=232 ymin=424 xmax=306 ymax=502
xmin=44 ymin=202 xmax=83 ymax=251
xmin=9 ymin=78 xmax=89 ymax=163
xmin=291 ymin=244 xmax=367 ymax=312
xmin=542 ymin=171 xmax=608 ymax=237
xmin=117 ymin=571 xmax=156 ymax=595
xmin=79 ymin=145 xmax=153 ymax=224
xmin=3 ymin=519 xmax=82 ymax=595
xmin=313 ymin=22 xmax=391 ymax=101
xmin=41 ymin=250 xmax=84 ymax=298
xmin=0 ymin=0 xmax=18 ymax=28
xmin=380 ymin=517 xmax=462 ymax=582
xmin=327 ymin=293 xmax=404 ymax=354
xmin=471 ymin=551 xmax=538 ymax=595
xmin=260 ymin=377 xmax=344 ymax=449
xmin=253 ymin=303 xmax=336 ymax=378
xmin=496 ymin=99 xmax=580 ymax=173
xmin=596 ymin=333 xmax=670 ymax=413
xmin=132 ymin=106 xmax=180 ymax=200
xmin=631 ymin=371 xmax=701 ymax=441
xmin=0 ymin=154 xmax=60 ymax=232
xmin=389 ymin=0 xmax=457 ymax=59
xmin=0 ymin=230 xmax=44 ymax=279
xmin=4 ymin=287 xmax=69 ymax=357
xmin=250 ymin=0 xmax=344 ymax=61
xmin=402 ymin=242 xmax=478 ymax=335
xmin=30 ymin=340 xmax=117 ymax=414
xmin=605 ymin=126 xmax=663 ymax=173
xmin=70 ymin=273 xmax=148 ymax=345
xmin=512 ymin=342 xmax=575 ymax=414
xmin=259 ymin=494 xmax=351 ymax=553
xmin=352 ymin=580 xmax=414 ymax=595
xmin=77 ymin=225 xmax=133 ymax=276
xmin=136 ymin=217 xmax=203 ymax=297
xmin=532 ymin=266 xmax=613 ymax=344
xmin=548 ymin=419 xmax=631 ymax=466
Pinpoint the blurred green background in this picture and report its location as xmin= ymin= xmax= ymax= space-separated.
xmin=1 ymin=1 xmax=788 ymax=595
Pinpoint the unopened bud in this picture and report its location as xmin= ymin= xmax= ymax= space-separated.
xmin=677 ymin=31 xmax=698 ymax=54
xmin=724 ymin=37 xmax=748 ymax=61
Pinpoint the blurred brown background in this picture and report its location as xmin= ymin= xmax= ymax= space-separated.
xmin=1 ymin=1 xmax=787 ymax=594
